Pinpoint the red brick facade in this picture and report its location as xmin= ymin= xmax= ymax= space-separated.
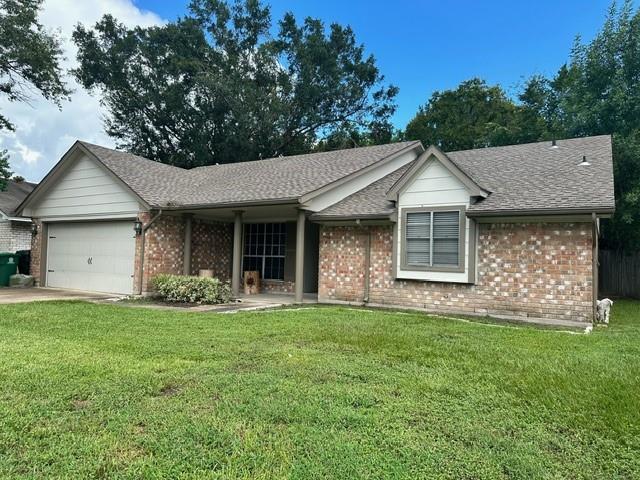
xmin=29 ymin=220 xmax=43 ymax=286
xmin=190 ymin=218 xmax=233 ymax=280
xmin=319 ymin=222 xmax=594 ymax=322
xmin=135 ymin=214 xmax=235 ymax=294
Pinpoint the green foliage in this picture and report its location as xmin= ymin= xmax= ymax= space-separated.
xmin=152 ymin=274 xmax=231 ymax=304
xmin=405 ymin=78 xmax=526 ymax=151
xmin=0 ymin=149 xmax=12 ymax=191
xmin=405 ymin=2 xmax=640 ymax=250
xmin=71 ymin=0 xmax=397 ymax=168
xmin=518 ymin=0 xmax=640 ymax=250
xmin=0 ymin=0 xmax=69 ymax=132
xmin=0 ymin=301 xmax=639 ymax=477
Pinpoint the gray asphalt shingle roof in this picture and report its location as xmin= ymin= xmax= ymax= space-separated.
xmin=449 ymin=135 xmax=615 ymax=214
xmin=0 ymin=180 xmax=36 ymax=217
xmin=313 ymin=135 xmax=615 ymax=219
xmin=79 ymin=135 xmax=614 ymax=218
xmin=311 ymin=163 xmax=412 ymax=219
xmin=80 ymin=141 xmax=420 ymax=207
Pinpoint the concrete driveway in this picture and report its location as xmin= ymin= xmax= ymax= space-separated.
xmin=0 ymin=287 xmax=114 ymax=304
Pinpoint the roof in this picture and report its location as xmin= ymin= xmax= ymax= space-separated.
xmin=80 ymin=140 xmax=421 ymax=208
xmin=21 ymin=135 xmax=615 ymax=219
xmin=313 ymin=135 xmax=615 ymax=219
xmin=449 ymin=135 xmax=615 ymax=215
xmin=311 ymin=163 xmax=412 ymax=220
xmin=0 ymin=179 xmax=36 ymax=217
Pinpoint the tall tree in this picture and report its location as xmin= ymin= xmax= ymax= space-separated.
xmin=0 ymin=0 xmax=69 ymax=132
xmin=404 ymin=79 xmax=524 ymax=151
xmin=0 ymin=149 xmax=12 ymax=191
xmin=72 ymin=0 xmax=397 ymax=168
xmin=520 ymin=0 xmax=640 ymax=250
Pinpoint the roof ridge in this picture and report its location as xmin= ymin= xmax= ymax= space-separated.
xmin=444 ymin=134 xmax=611 ymax=155
xmin=190 ymin=140 xmax=421 ymax=172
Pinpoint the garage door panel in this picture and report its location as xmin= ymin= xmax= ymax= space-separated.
xmin=46 ymin=221 xmax=136 ymax=294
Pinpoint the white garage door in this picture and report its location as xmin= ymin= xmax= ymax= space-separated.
xmin=46 ymin=221 xmax=136 ymax=294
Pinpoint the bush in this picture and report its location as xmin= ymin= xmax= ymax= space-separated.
xmin=152 ymin=274 xmax=232 ymax=304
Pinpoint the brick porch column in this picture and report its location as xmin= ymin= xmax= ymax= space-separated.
xmin=231 ymin=210 xmax=243 ymax=296
xmin=295 ymin=209 xmax=306 ymax=303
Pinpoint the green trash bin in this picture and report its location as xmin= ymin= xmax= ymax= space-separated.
xmin=0 ymin=252 xmax=18 ymax=287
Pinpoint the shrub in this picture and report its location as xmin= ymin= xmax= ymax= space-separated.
xmin=152 ymin=274 xmax=232 ymax=304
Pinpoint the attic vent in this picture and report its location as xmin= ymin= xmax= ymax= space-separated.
xmin=578 ymin=155 xmax=590 ymax=166
xmin=551 ymin=139 xmax=558 ymax=148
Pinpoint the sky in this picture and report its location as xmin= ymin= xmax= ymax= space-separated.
xmin=0 ymin=0 xmax=624 ymax=182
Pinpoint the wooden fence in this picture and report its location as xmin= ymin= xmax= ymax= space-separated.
xmin=599 ymin=249 xmax=640 ymax=299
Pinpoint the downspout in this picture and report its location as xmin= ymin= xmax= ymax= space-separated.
xmin=592 ymin=212 xmax=599 ymax=322
xmin=137 ymin=209 xmax=163 ymax=295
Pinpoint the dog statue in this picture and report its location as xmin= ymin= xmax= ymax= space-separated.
xmin=596 ymin=298 xmax=613 ymax=324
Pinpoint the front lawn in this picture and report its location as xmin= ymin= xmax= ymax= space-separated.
xmin=0 ymin=301 xmax=638 ymax=479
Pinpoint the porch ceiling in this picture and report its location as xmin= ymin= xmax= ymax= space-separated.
xmin=177 ymin=203 xmax=302 ymax=223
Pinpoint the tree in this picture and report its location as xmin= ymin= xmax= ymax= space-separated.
xmin=0 ymin=0 xmax=69 ymax=132
xmin=72 ymin=0 xmax=398 ymax=168
xmin=404 ymin=79 xmax=525 ymax=151
xmin=518 ymin=0 xmax=640 ymax=250
xmin=0 ymin=149 xmax=12 ymax=191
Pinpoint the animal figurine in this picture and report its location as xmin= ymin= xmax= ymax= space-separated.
xmin=596 ymin=298 xmax=613 ymax=324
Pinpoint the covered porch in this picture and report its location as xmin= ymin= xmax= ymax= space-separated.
xmin=172 ymin=202 xmax=319 ymax=303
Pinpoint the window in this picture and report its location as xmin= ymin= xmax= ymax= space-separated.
xmin=402 ymin=207 xmax=465 ymax=272
xmin=243 ymin=223 xmax=286 ymax=280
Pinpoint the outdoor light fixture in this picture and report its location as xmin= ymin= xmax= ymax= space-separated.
xmin=134 ymin=220 xmax=143 ymax=236
xmin=31 ymin=223 xmax=38 ymax=236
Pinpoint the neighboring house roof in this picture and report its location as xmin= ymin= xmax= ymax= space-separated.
xmin=80 ymin=140 xmax=422 ymax=208
xmin=313 ymin=135 xmax=615 ymax=219
xmin=0 ymin=179 xmax=36 ymax=217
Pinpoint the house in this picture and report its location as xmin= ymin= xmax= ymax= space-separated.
xmin=0 ymin=179 xmax=36 ymax=253
xmin=17 ymin=135 xmax=615 ymax=324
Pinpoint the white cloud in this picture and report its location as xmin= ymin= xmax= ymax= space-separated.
xmin=0 ymin=0 xmax=164 ymax=182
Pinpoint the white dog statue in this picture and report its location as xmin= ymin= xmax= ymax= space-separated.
xmin=596 ymin=298 xmax=613 ymax=324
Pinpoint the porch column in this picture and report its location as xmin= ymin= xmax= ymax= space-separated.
xmin=295 ymin=209 xmax=306 ymax=303
xmin=231 ymin=210 xmax=244 ymax=296
xmin=182 ymin=214 xmax=193 ymax=275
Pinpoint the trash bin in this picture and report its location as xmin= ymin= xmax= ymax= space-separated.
xmin=0 ymin=253 xmax=18 ymax=287
xmin=15 ymin=250 xmax=30 ymax=275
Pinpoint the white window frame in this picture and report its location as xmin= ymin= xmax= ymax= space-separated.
xmin=400 ymin=206 xmax=466 ymax=273
xmin=242 ymin=223 xmax=287 ymax=281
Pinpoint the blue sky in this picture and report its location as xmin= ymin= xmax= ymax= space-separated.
xmin=0 ymin=0 xmax=624 ymax=181
xmin=136 ymin=0 xmax=617 ymax=128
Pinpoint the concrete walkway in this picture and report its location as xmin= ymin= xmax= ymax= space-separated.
xmin=0 ymin=287 xmax=114 ymax=304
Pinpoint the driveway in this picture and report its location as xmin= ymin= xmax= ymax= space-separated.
xmin=0 ymin=287 xmax=114 ymax=304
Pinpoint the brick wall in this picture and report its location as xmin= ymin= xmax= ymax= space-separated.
xmin=134 ymin=213 xmax=234 ymax=294
xmin=29 ymin=220 xmax=43 ymax=285
xmin=0 ymin=220 xmax=31 ymax=252
xmin=191 ymin=218 xmax=233 ymax=280
xmin=319 ymin=222 xmax=594 ymax=322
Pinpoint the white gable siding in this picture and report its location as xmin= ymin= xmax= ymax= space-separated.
xmin=26 ymin=154 xmax=141 ymax=220
xmin=304 ymin=150 xmax=419 ymax=212
xmin=396 ymin=158 xmax=474 ymax=283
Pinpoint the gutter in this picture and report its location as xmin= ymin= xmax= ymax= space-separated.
xmin=137 ymin=209 xmax=162 ymax=295
xmin=467 ymin=207 xmax=615 ymax=217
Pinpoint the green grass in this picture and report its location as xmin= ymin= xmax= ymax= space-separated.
xmin=0 ymin=301 xmax=638 ymax=479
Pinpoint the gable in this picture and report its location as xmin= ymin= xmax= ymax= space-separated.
xmin=398 ymin=157 xmax=471 ymax=207
xmin=23 ymin=152 xmax=142 ymax=219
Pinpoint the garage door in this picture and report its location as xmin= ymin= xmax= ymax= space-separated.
xmin=46 ymin=221 xmax=136 ymax=294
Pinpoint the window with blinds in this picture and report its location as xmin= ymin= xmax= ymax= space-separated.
xmin=403 ymin=209 xmax=462 ymax=269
